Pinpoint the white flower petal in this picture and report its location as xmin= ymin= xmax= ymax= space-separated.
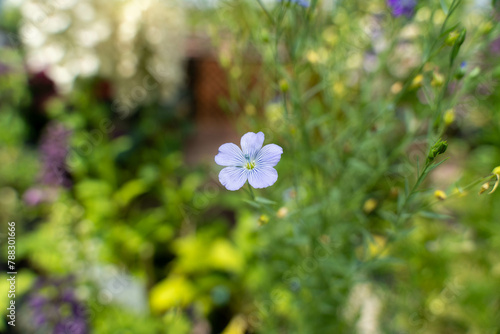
xmin=256 ymin=144 xmax=283 ymax=167
xmin=240 ymin=132 xmax=265 ymax=157
xmin=248 ymin=166 xmax=278 ymax=189
xmin=219 ymin=167 xmax=248 ymax=191
xmin=215 ymin=143 xmax=245 ymax=167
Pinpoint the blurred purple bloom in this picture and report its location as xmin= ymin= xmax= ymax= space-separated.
xmin=490 ymin=37 xmax=500 ymax=55
xmin=39 ymin=122 xmax=72 ymax=187
xmin=29 ymin=295 xmax=47 ymax=308
xmin=26 ymin=277 xmax=89 ymax=334
xmin=23 ymin=187 xmax=59 ymax=207
xmin=54 ymin=318 xmax=87 ymax=334
xmin=215 ymin=132 xmax=283 ymax=191
xmin=279 ymin=0 xmax=310 ymax=8
xmin=23 ymin=188 xmax=44 ymax=206
xmin=33 ymin=313 xmax=47 ymax=326
xmin=387 ymin=0 xmax=417 ymax=17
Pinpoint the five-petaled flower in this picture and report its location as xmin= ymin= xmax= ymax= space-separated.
xmin=215 ymin=132 xmax=283 ymax=191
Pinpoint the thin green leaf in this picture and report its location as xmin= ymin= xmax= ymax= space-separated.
xmin=427 ymin=157 xmax=450 ymax=173
xmin=242 ymin=199 xmax=261 ymax=208
xmin=439 ymin=23 xmax=459 ymax=38
xmin=420 ymin=211 xmax=454 ymax=220
xmin=255 ymin=196 xmax=277 ymax=205
xmin=404 ymin=177 xmax=410 ymax=198
xmin=440 ymin=0 xmax=450 ymax=14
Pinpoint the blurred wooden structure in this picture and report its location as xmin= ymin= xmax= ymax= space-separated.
xmin=183 ymin=34 xmax=239 ymax=166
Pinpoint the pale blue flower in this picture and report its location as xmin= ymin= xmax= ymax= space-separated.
xmin=215 ymin=132 xmax=283 ymax=191
xmin=387 ymin=0 xmax=417 ymax=17
xmin=279 ymin=0 xmax=310 ymax=8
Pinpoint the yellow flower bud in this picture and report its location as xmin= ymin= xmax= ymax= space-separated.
xmin=410 ymin=74 xmax=424 ymax=89
xmin=363 ymin=198 xmax=378 ymax=214
xmin=479 ymin=22 xmax=493 ymax=35
xmin=277 ymin=207 xmax=288 ymax=218
xmin=333 ymin=82 xmax=345 ymax=96
xmin=431 ymin=72 xmax=444 ymax=87
xmin=322 ymin=27 xmax=337 ymax=46
xmin=279 ymin=79 xmax=289 ymax=93
xmin=356 ymin=235 xmax=388 ymax=260
xmin=258 ymin=215 xmax=269 ymax=226
xmin=444 ymin=109 xmax=455 ymax=125
xmin=493 ymin=166 xmax=500 ymax=175
xmin=434 ymin=190 xmax=447 ymax=201
xmin=479 ymin=183 xmax=490 ymax=195
xmin=306 ymin=50 xmax=320 ymax=64
xmin=445 ymin=31 xmax=460 ymax=46
xmin=391 ymin=82 xmax=403 ymax=94
xmin=245 ymin=104 xmax=256 ymax=116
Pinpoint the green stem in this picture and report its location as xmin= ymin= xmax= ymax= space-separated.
xmin=248 ymin=183 xmax=256 ymax=200
xmin=255 ymin=0 xmax=274 ymax=24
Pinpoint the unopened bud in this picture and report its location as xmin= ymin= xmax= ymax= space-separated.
xmin=446 ymin=31 xmax=460 ymax=46
xmin=277 ymin=207 xmax=288 ymax=218
xmin=261 ymin=29 xmax=270 ymax=43
xmin=444 ymin=109 xmax=455 ymax=125
xmin=427 ymin=139 xmax=448 ymax=164
xmin=410 ymin=74 xmax=424 ymax=90
xmin=479 ymin=183 xmax=490 ymax=195
xmin=455 ymin=62 xmax=466 ymax=80
xmin=434 ymin=190 xmax=447 ymax=201
xmin=363 ymin=198 xmax=378 ymax=214
xmin=279 ymin=79 xmax=289 ymax=93
xmin=431 ymin=71 xmax=444 ymax=87
xmin=479 ymin=22 xmax=493 ymax=35
xmin=258 ymin=215 xmax=269 ymax=226
xmin=390 ymin=82 xmax=403 ymax=94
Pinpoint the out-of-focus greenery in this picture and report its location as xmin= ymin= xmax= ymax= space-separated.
xmin=0 ymin=0 xmax=499 ymax=333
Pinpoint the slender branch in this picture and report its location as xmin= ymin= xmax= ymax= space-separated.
xmin=255 ymin=0 xmax=274 ymax=24
xmin=247 ymin=183 xmax=256 ymax=200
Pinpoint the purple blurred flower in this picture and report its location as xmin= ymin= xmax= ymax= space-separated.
xmin=54 ymin=318 xmax=87 ymax=334
xmin=25 ymin=277 xmax=89 ymax=334
xmin=29 ymin=295 xmax=47 ymax=308
xmin=215 ymin=132 xmax=283 ymax=191
xmin=33 ymin=313 xmax=47 ymax=326
xmin=490 ymin=37 xmax=500 ymax=55
xmin=23 ymin=187 xmax=59 ymax=207
xmin=23 ymin=188 xmax=44 ymax=206
xmin=39 ymin=122 xmax=72 ymax=187
xmin=387 ymin=0 xmax=417 ymax=17
xmin=279 ymin=0 xmax=309 ymax=8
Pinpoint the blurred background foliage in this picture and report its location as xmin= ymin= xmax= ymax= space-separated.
xmin=0 ymin=0 xmax=500 ymax=333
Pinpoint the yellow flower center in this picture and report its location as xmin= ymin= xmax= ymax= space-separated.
xmin=245 ymin=161 xmax=256 ymax=170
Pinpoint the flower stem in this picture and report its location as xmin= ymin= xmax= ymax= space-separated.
xmin=247 ymin=183 xmax=256 ymax=200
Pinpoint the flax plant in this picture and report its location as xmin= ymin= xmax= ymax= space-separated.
xmin=210 ymin=0 xmax=497 ymax=332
